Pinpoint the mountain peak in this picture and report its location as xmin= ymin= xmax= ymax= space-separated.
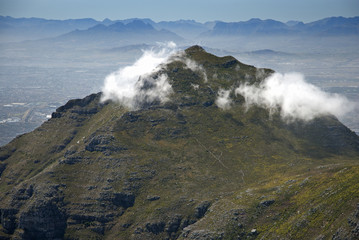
xmin=125 ymin=19 xmax=154 ymax=30
xmin=184 ymin=45 xmax=205 ymax=54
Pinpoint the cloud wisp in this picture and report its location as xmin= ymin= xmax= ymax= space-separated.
xmin=101 ymin=42 xmax=177 ymax=109
xmin=183 ymin=58 xmax=208 ymax=82
xmin=215 ymin=89 xmax=232 ymax=110
xmin=235 ymin=72 xmax=354 ymax=122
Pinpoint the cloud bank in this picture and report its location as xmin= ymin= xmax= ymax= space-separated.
xmin=101 ymin=42 xmax=177 ymax=109
xmin=235 ymin=72 xmax=354 ymax=121
xmin=101 ymin=45 xmax=350 ymax=122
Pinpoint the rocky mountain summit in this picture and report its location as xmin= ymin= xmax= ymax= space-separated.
xmin=0 ymin=46 xmax=358 ymax=240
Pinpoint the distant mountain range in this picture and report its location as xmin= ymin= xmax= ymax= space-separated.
xmin=0 ymin=16 xmax=99 ymax=42
xmin=0 ymin=16 xmax=358 ymax=43
xmin=204 ymin=16 xmax=359 ymax=36
xmin=55 ymin=20 xmax=183 ymax=47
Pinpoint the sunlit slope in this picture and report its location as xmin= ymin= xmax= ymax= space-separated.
xmin=0 ymin=46 xmax=358 ymax=240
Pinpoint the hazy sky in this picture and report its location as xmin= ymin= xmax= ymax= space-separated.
xmin=0 ymin=0 xmax=358 ymax=23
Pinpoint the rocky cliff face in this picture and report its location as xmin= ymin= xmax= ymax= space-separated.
xmin=0 ymin=46 xmax=358 ymax=240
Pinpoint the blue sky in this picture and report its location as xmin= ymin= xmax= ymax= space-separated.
xmin=0 ymin=0 xmax=358 ymax=23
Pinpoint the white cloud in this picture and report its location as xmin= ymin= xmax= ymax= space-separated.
xmin=174 ymin=56 xmax=208 ymax=82
xmin=191 ymin=83 xmax=200 ymax=90
xmin=215 ymin=89 xmax=232 ymax=110
xmin=235 ymin=72 xmax=354 ymax=122
xmin=135 ymin=74 xmax=173 ymax=105
xmin=184 ymin=59 xmax=208 ymax=82
xmin=101 ymin=43 xmax=211 ymax=109
xmin=101 ymin=42 xmax=177 ymax=109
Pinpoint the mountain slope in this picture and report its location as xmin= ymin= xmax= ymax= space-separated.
xmin=0 ymin=46 xmax=358 ymax=240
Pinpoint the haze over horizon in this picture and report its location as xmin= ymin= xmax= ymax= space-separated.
xmin=0 ymin=0 xmax=358 ymax=23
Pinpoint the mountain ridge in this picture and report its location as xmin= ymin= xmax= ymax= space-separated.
xmin=1 ymin=16 xmax=358 ymax=43
xmin=0 ymin=46 xmax=358 ymax=240
xmin=203 ymin=16 xmax=359 ymax=36
xmin=54 ymin=21 xmax=183 ymax=47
